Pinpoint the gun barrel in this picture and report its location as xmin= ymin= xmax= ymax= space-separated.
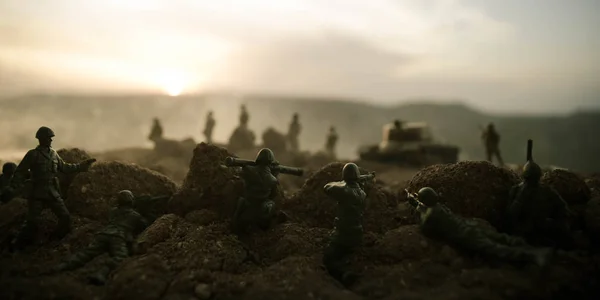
xmin=526 ymin=139 xmax=533 ymax=161
xmin=359 ymin=173 xmax=375 ymax=181
xmin=225 ymin=157 xmax=255 ymax=167
xmin=275 ymin=165 xmax=304 ymax=176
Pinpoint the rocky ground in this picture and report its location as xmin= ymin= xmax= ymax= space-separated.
xmin=1 ymin=143 xmax=599 ymax=300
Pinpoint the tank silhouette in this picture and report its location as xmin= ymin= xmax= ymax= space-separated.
xmin=358 ymin=120 xmax=460 ymax=166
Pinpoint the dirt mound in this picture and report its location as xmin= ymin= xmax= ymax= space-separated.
xmin=262 ymin=127 xmax=287 ymax=153
xmin=0 ymin=198 xmax=27 ymax=245
xmin=107 ymin=254 xmax=171 ymax=300
xmin=585 ymin=197 xmax=600 ymax=236
xmin=283 ymin=162 xmax=400 ymax=233
xmin=57 ymin=148 xmax=92 ymax=199
xmin=585 ymin=173 xmax=600 ymax=198
xmin=169 ymin=143 xmax=242 ymax=218
xmin=184 ymin=209 xmax=219 ymax=225
xmin=67 ymin=161 xmax=178 ymax=220
xmin=374 ymin=225 xmax=447 ymax=264
xmin=406 ymin=161 xmax=520 ymax=228
xmin=136 ymin=214 xmax=183 ymax=254
xmin=541 ymin=169 xmax=591 ymax=205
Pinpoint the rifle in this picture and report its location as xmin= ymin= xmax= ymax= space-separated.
xmin=358 ymin=172 xmax=376 ymax=182
xmin=224 ymin=157 xmax=304 ymax=176
xmin=404 ymin=189 xmax=420 ymax=207
xmin=526 ymin=139 xmax=533 ymax=161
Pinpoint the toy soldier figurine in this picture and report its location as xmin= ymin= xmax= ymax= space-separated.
xmin=287 ymin=113 xmax=302 ymax=152
xmin=325 ymin=126 xmax=339 ymax=158
xmin=480 ymin=123 xmax=504 ymax=166
xmin=0 ymin=126 xmax=96 ymax=249
xmin=52 ymin=190 xmax=149 ymax=285
xmin=240 ymin=104 xmax=249 ymax=126
xmin=0 ymin=162 xmax=17 ymax=194
xmin=224 ymin=148 xmax=303 ymax=234
xmin=323 ymin=163 xmax=375 ymax=285
xmin=506 ymin=140 xmax=573 ymax=249
xmin=406 ymin=187 xmax=552 ymax=266
xmin=148 ymin=117 xmax=164 ymax=142
xmin=203 ymin=111 xmax=216 ymax=144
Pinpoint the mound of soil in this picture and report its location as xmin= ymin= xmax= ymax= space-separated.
xmin=585 ymin=197 xmax=600 ymax=237
xmin=57 ymin=148 xmax=92 ymax=199
xmin=541 ymin=169 xmax=591 ymax=205
xmin=283 ymin=162 xmax=400 ymax=233
xmin=0 ymin=198 xmax=27 ymax=245
xmin=261 ymin=127 xmax=287 ymax=153
xmin=67 ymin=161 xmax=178 ymax=220
xmin=406 ymin=161 xmax=520 ymax=228
xmin=585 ymin=173 xmax=600 ymax=198
xmin=136 ymin=214 xmax=183 ymax=254
xmin=169 ymin=143 xmax=242 ymax=217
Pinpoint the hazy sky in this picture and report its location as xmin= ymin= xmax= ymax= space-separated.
xmin=1 ymin=0 xmax=599 ymax=113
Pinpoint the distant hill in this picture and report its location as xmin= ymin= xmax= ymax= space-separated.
xmin=1 ymin=93 xmax=598 ymax=172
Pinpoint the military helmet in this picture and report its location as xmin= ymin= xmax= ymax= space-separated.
xmin=116 ymin=190 xmax=135 ymax=207
xmin=293 ymin=113 xmax=299 ymax=118
xmin=2 ymin=162 xmax=17 ymax=174
xmin=522 ymin=161 xmax=542 ymax=182
xmin=418 ymin=187 xmax=439 ymax=206
xmin=255 ymin=148 xmax=276 ymax=165
xmin=342 ymin=163 xmax=360 ymax=182
xmin=35 ymin=126 xmax=55 ymax=139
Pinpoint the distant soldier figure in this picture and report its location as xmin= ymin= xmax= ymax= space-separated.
xmin=148 ymin=117 xmax=163 ymax=142
xmin=52 ymin=190 xmax=149 ymax=285
xmin=389 ymin=119 xmax=403 ymax=140
xmin=506 ymin=140 xmax=573 ymax=249
xmin=240 ymin=104 xmax=249 ymax=126
xmin=287 ymin=113 xmax=302 ymax=152
xmin=406 ymin=187 xmax=552 ymax=267
xmin=0 ymin=126 xmax=96 ymax=249
xmin=481 ymin=123 xmax=504 ymax=166
xmin=323 ymin=163 xmax=375 ymax=285
xmin=224 ymin=148 xmax=304 ymax=234
xmin=325 ymin=126 xmax=339 ymax=158
xmin=0 ymin=162 xmax=17 ymax=192
xmin=203 ymin=111 xmax=216 ymax=144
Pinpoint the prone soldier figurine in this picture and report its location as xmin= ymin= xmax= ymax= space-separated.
xmin=323 ymin=163 xmax=375 ymax=285
xmin=224 ymin=148 xmax=303 ymax=234
xmin=506 ymin=139 xmax=573 ymax=249
xmin=52 ymin=190 xmax=149 ymax=285
xmin=0 ymin=126 xmax=96 ymax=249
xmin=203 ymin=111 xmax=216 ymax=144
xmin=480 ymin=123 xmax=504 ymax=166
xmin=406 ymin=187 xmax=552 ymax=267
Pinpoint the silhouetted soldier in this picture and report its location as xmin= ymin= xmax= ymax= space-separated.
xmin=0 ymin=126 xmax=96 ymax=249
xmin=287 ymin=113 xmax=302 ymax=152
xmin=203 ymin=111 xmax=216 ymax=144
xmin=325 ymin=126 xmax=339 ymax=158
xmin=0 ymin=162 xmax=17 ymax=193
xmin=240 ymin=104 xmax=249 ymax=126
xmin=148 ymin=118 xmax=163 ymax=141
xmin=481 ymin=123 xmax=504 ymax=166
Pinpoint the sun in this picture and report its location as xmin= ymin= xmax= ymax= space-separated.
xmin=157 ymin=70 xmax=187 ymax=97
xmin=165 ymin=84 xmax=183 ymax=97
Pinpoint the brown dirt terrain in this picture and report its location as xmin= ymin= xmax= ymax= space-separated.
xmin=0 ymin=144 xmax=599 ymax=300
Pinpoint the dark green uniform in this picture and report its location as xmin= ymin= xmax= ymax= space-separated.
xmin=2 ymin=127 xmax=95 ymax=247
xmin=287 ymin=113 xmax=301 ymax=152
xmin=481 ymin=123 xmax=504 ymax=165
xmin=323 ymin=163 xmax=373 ymax=284
xmin=325 ymin=127 xmax=338 ymax=157
xmin=55 ymin=190 xmax=148 ymax=284
xmin=408 ymin=187 xmax=550 ymax=266
xmin=0 ymin=162 xmax=16 ymax=194
xmin=203 ymin=111 xmax=216 ymax=144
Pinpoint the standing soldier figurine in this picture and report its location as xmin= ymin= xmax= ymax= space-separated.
xmin=0 ymin=126 xmax=96 ymax=249
xmin=506 ymin=139 xmax=573 ymax=249
xmin=323 ymin=163 xmax=375 ymax=285
xmin=224 ymin=148 xmax=303 ymax=234
xmin=203 ymin=111 xmax=216 ymax=144
xmin=325 ymin=126 xmax=339 ymax=158
xmin=480 ymin=123 xmax=504 ymax=166
xmin=52 ymin=190 xmax=149 ymax=285
xmin=287 ymin=113 xmax=302 ymax=152
xmin=0 ymin=162 xmax=17 ymax=195
xmin=406 ymin=187 xmax=552 ymax=267
xmin=148 ymin=117 xmax=163 ymax=142
xmin=240 ymin=104 xmax=249 ymax=126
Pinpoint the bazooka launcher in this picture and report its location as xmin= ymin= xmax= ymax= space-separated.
xmin=224 ymin=156 xmax=304 ymax=176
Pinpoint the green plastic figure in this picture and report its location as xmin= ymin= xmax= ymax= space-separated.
xmin=323 ymin=163 xmax=375 ymax=285
xmin=506 ymin=139 xmax=573 ymax=249
xmin=406 ymin=187 xmax=552 ymax=266
xmin=240 ymin=104 xmax=249 ymax=126
xmin=148 ymin=117 xmax=163 ymax=141
xmin=224 ymin=148 xmax=303 ymax=234
xmin=0 ymin=126 xmax=96 ymax=248
xmin=0 ymin=162 xmax=17 ymax=194
xmin=481 ymin=123 xmax=504 ymax=166
xmin=203 ymin=111 xmax=216 ymax=144
xmin=287 ymin=113 xmax=302 ymax=152
xmin=325 ymin=126 xmax=338 ymax=158
xmin=53 ymin=190 xmax=149 ymax=285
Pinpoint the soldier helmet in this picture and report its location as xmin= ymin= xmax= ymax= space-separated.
xmin=342 ymin=163 xmax=360 ymax=182
xmin=417 ymin=187 xmax=439 ymax=206
xmin=116 ymin=190 xmax=135 ymax=207
xmin=522 ymin=161 xmax=542 ymax=182
xmin=487 ymin=123 xmax=495 ymax=129
xmin=2 ymin=162 xmax=17 ymax=174
xmin=255 ymin=148 xmax=276 ymax=165
xmin=330 ymin=126 xmax=335 ymax=131
xmin=293 ymin=113 xmax=299 ymax=119
xmin=394 ymin=120 xmax=402 ymax=127
xmin=35 ymin=126 xmax=55 ymax=139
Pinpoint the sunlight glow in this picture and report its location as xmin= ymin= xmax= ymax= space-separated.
xmin=157 ymin=70 xmax=187 ymax=96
